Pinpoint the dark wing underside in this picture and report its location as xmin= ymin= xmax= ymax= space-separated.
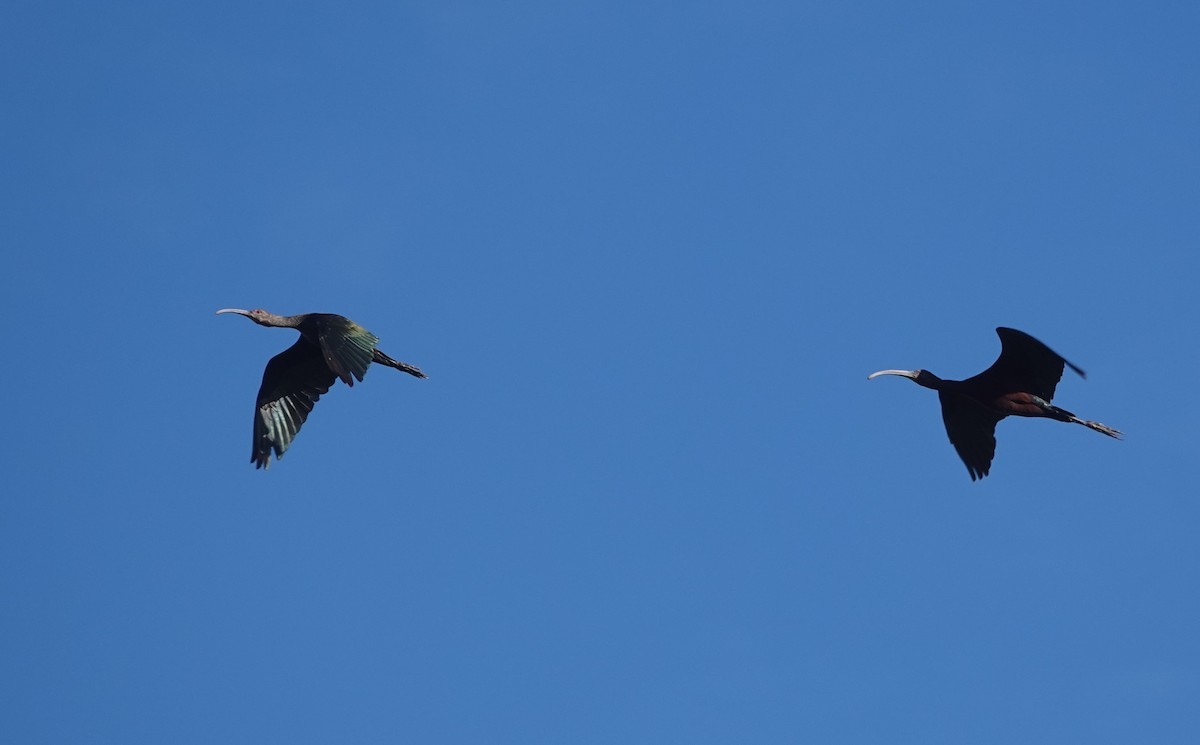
xmin=312 ymin=314 xmax=380 ymax=386
xmin=939 ymin=390 xmax=1004 ymax=481
xmin=963 ymin=327 xmax=1085 ymax=402
xmin=252 ymin=338 xmax=336 ymax=469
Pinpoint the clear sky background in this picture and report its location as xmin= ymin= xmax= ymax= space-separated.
xmin=3 ymin=1 xmax=1198 ymax=742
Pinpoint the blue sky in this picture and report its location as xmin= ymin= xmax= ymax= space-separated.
xmin=3 ymin=1 xmax=1199 ymax=742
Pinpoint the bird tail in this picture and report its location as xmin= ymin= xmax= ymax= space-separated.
xmin=373 ymin=349 xmax=428 ymax=379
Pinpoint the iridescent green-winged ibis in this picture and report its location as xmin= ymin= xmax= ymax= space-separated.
xmin=217 ymin=309 xmax=427 ymax=469
xmin=868 ymin=327 xmax=1120 ymax=481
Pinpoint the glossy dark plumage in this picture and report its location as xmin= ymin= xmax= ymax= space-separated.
xmin=868 ymin=327 xmax=1120 ymax=481
xmin=217 ymin=309 xmax=426 ymax=469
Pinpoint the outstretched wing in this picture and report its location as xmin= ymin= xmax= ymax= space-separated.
xmin=252 ymin=338 xmax=336 ymax=469
xmin=939 ymin=390 xmax=1004 ymax=481
xmin=312 ymin=314 xmax=380 ymax=387
xmin=964 ymin=327 xmax=1085 ymax=402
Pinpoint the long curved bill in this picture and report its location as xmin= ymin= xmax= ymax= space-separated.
xmin=867 ymin=369 xmax=918 ymax=381
xmin=215 ymin=308 xmax=252 ymax=316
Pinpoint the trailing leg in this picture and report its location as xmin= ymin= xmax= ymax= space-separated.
xmin=373 ymin=349 xmax=428 ymax=379
xmin=1031 ymin=396 xmax=1122 ymax=439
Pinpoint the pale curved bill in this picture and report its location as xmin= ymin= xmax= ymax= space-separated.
xmin=867 ymin=369 xmax=917 ymax=380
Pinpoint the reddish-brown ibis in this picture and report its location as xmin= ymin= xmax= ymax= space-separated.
xmin=868 ymin=327 xmax=1120 ymax=481
xmin=217 ymin=308 xmax=427 ymax=469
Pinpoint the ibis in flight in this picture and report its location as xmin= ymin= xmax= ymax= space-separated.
xmin=868 ymin=327 xmax=1120 ymax=480
xmin=217 ymin=308 xmax=426 ymax=469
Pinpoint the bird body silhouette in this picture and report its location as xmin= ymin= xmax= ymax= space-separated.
xmin=868 ymin=327 xmax=1120 ymax=480
xmin=217 ymin=309 xmax=426 ymax=469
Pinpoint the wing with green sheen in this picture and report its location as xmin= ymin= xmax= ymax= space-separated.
xmin=252 ymin=338 xmax=335 ymax=469
xmin=314 ymin=314 xmax=379 ymax=387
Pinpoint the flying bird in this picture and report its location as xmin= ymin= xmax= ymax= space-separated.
xmin=217 ymin=308 xmax=427 ymax=469
xmin=868 ymin=327 xmax=1120 ymax=480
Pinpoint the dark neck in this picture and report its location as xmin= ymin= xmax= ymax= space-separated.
xmin=913 ymin=370 xmax=948 ymax=391
xmin=261 ymin=312 xmax=307 ymax=329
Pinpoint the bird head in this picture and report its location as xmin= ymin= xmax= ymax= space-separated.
xmin=216 ymin=308 xmax=272 ymax=326
xmin=867 ymin=369 xmax=942 ymax=390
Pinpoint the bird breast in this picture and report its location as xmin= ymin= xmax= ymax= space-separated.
xmin=994 ymin=392 xmax=1048 ymax=417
